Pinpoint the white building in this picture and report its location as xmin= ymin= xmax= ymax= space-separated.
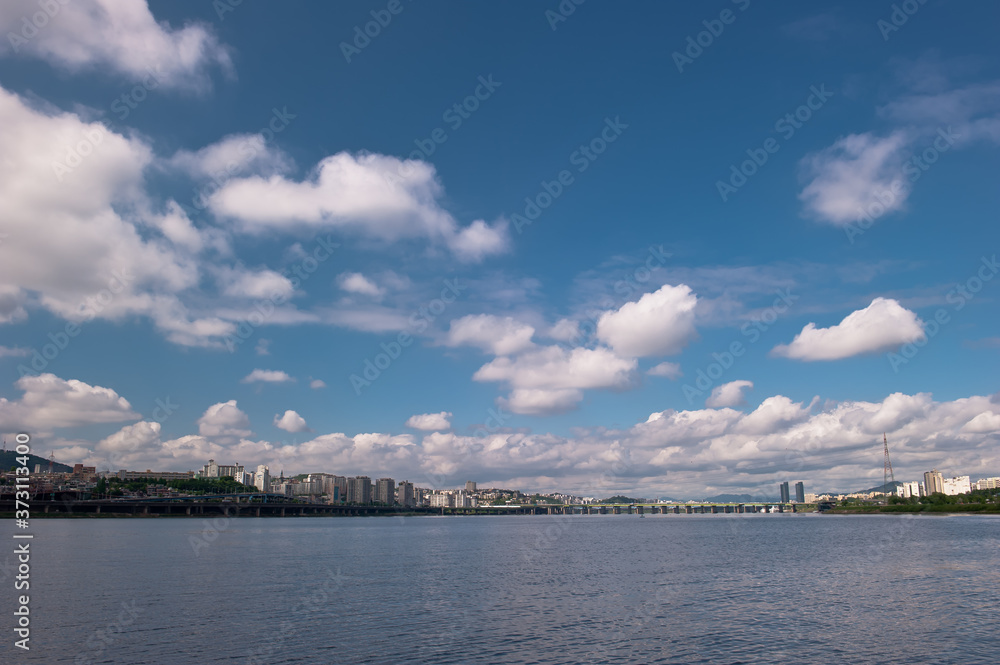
xmin=429 ymin=493 xmax=453 ymax=508
xmin=254 ymin=465 xmax=270 ymax=493
xmin=973 ymin=477 xmax=1000 ymax=491
xmin=941 ymin=476 xmax=971 ymax=496
xmin=897 ymin=481 xmax=923 ymax=498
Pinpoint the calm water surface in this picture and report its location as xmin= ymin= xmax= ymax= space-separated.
xmin=5 ymin=513 xmax=999 ymax=664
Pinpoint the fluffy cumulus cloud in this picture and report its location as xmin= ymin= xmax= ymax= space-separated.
xmin=446 ymin=314 xmax=535 ymax=355
xmin=0 ymin=0 xmax=232 ymax=90
xmin=0 ymin=84 xmax=259 ymax=348
xmin=208 ymin=151 xmax=509 ymax=262
xmin=309 ymin=379 xmax=326 ymax=390
xmin=241 ymin=369 xmax=294 ymax=384
xmin=405 ymin=412 xmax=453 ymax=431
xmin=337 ymin=272 xmax=385 ymax=299
xmin=474 ymin=345 xmax=637 ymax=415
xmin=597 ymin=284 xmax=698 ymax=357
xmin=0 ymin=373 xmax=139 ymax=431
xmin=798 ymin=132 xmax=910 ymax=226
xmin=706 ymin=380 xmax=754 ymax=408
xmin=772 ymin=297 xmax=924 ymax=361
xmin=197 ymin=400 xmax=252 ymax=440
xmin=274 ymin=410 xmax=309 ymax=433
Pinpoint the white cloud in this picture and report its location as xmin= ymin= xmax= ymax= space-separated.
xmin=255 ymin=339 xmax=271 ymax=356
xmin=197 ymin=400 xmax=251 ymax=440
xmin=447 ymin=218 xmax=510 ymax=262
xmin=309 ymin=379 xmax=326 ymax=390
xmin=241 ymin=369 xmax=294 ymax=384
xmin=97 ymin=421 xmax=161 ymax=453
xmin=772 ymin=297 xmax=924 ymax=361
xmin=548 ymin=319 xmax=580 ymax=343
xmin=597 ymin=284 xmax=698 ymax=357
xmin=961 ymin=411 xmax=1000 ymax=434
xmin=474 ymin=345 xmax=637 ymax=415
xmin=0 ymin=373 xmax=139 ymax=431
xmin=0 ymin=84 xmax=246 ymax=348
xmin=405 ymin=412 xmax=453 ymax=431
xmin=798 ymin=132 xmax=910 ymax=226
xmin=706 ymin=380 xmax=754 ymax=408
xmin=208 ymin=151 xmax=509 ymax=262
xmin=502 ymin=388 xmax=583 ymax=416
xmin=446 ymin=314 xmax=535 ymax=355
xmin=274 ymin=410 xmax=309 ymax=433
xmin=0 ymin=0 xmax=232 ymax=90
xmin=736 ymin=395 xmax=812 ymax=434
xmin=337 ymin=272 xmax=384 ymax=298
xmin=216 ymin=266 xmax=294 ymax=300
xmin=167 ymin=133 xmax=292 ymax=180
xmin=647 ymin=362 xmax=682 ymax=380
xmin=0 ymin=345 xmax=30 ymax=358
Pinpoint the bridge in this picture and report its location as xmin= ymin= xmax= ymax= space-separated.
xmin=0 ymin=497 xmax=815 ymax=518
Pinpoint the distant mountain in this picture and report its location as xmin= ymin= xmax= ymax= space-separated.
xmin=859 ymin=481 xmax=903 ymax=495
xmin=0 ymin=451 xmax=74 ymax=473
xmin=702 ymin=493 xmax=778 ymax=503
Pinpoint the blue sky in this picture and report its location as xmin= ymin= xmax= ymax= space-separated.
xmin=0 ymin=0 xmax=998 ymax=498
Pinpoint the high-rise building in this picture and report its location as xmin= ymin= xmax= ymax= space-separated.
xmin=254 ymin=465 xmax=270 ymax=492
xmin=347 ymin=476 xmax=372 ymax=504
xmin=465 ymin=481 xmax=477 ymax=493
xmin=924 ymin=470 xmax=944 ymax=495
xmin=398 ymin=481 xmax=415 ymax=508
xmin=332 ymin=476 xmax=348 ymax=501
xmin=375 ymin=477 xmax=396 ymax=505
xmin=794 ymin=481 xmax=805 ymax=503
xmin=779 ymin=481 xmax=790 ymax=503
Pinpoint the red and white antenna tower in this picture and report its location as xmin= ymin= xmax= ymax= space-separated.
xmin=882 ymin=433 xmax=895 ymax=502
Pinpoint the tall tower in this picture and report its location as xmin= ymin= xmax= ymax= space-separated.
xmin=779 ymin=481 xmax=790 ymax=503
xmin=883 ymin=433 xmax=895 ymax=501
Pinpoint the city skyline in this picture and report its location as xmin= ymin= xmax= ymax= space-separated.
xmin=0 ymin=1 xmax=998 ymax=499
